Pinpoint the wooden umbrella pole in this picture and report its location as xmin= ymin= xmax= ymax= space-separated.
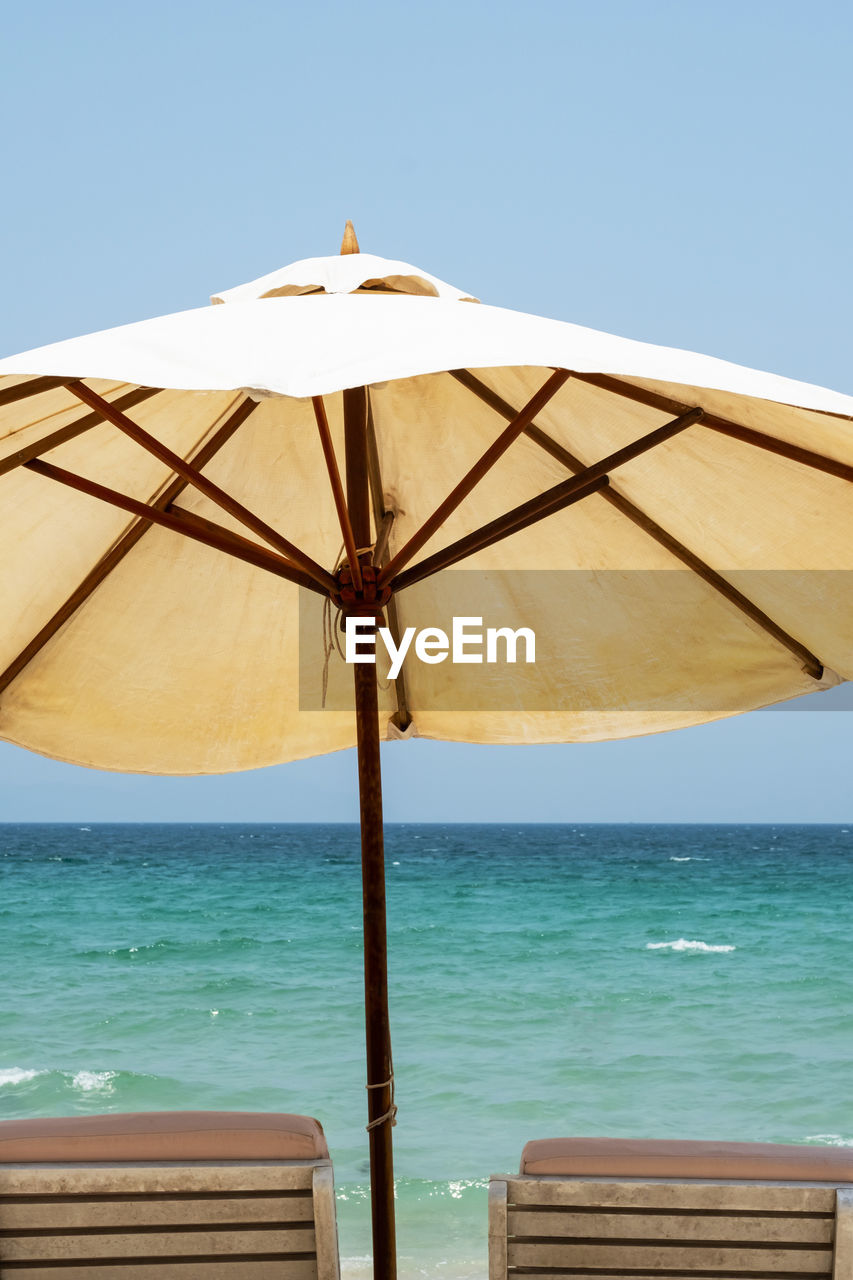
xmin=344 ymin=385 xmax=397 ymax=1280
xmin=354 ymin=658 xmax=397 ymax=1280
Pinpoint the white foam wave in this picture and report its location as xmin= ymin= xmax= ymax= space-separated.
xmin=341 ymin=1256 xmax=482 ymax=1280
xmin=71 ymin=1070 xmax=116 ymax=1093
xmin=338 ymin=1177 xmax=488 ymax=1206
xmin=806 ymin=1133 xmax=853 ymax=1146
xmin=0 ymin=1067 xmax=45 ymax=1087
xmin=1 ymin=1066 xmax=123 ymax=1094
xmin=446 ymin=1178 xmax=489 ymax=1199
xmin=646 ymin=939 xmax=735 ymax=953
xmin=670 ymin=856 xmax=691 ymax=862
xmin=339 ymin=1257 xmax=373 ymax=1280
xmin=336 ymin=1186 xmax=369 ymax=1202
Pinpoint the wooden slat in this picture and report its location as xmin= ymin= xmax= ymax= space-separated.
xmin=312 ymin=1165 xmax=340 ymax=1280
xmin=835 ymin=1189 xmax=853 ymax=1280
xmin=0 ymin=1226 xmax=315 ymax=1261
xmin=489 ymin=1180 xmax=509 ymax=1280
xmin=507 ymin=1178 xmax=837 ymax=1213
xmin=507 ymin=1238 xmax=832 ymax=1272
xmin=508 ymin=1208 xmax=833 ymax=1244
xmin=0 ymin=1194 xmax=313 ymax=1229
xmin=0 ymin=1260 xmax=317 ymax=1279
xmin=0 ymin=1164 xmax=316 ymax=1195
xmin=506 ymin=1273 xmax=817 ymax=1280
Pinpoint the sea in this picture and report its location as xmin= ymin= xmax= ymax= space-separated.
xmin=2 ymin=823 xmax=852 ymax=1278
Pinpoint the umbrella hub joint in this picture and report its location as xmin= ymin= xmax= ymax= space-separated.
xmin=332 ymin=560 xmax=392 ymax=620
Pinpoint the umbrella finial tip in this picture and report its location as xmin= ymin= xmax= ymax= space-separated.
xmin=340 ymin=220 xmax=360 ymax=255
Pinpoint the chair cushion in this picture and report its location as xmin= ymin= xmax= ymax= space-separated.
xmin=0 ymin=1111 xmax=328 ymax=1163
xmin=520 ymin=1136 xmax=853 ymax=1181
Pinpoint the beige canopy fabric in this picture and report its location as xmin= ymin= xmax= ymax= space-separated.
xmin=0 ymin=250 xmax=851 ymax=774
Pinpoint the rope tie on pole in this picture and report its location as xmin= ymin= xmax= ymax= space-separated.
xmin=322 ymin=545 xmax=394 ymax=706
xmin=365 ymin=1069 xmax=398 ymax=1131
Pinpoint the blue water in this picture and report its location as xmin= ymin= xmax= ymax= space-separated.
xmin=2 ymin=823 xmax=852 ymax=1277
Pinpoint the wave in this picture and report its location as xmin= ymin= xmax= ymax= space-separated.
xmin=340 ymin=1256 xmax=483 ymax=1280
xmin=71 ymin=1070 xmax=117 ymax=1093
xmin=446 ymin=1178 xmax=489 ymax=1200
xmin=75 ymin=936 xmax=282 ymax=961
xmin=0 ymin=1067 xmax=46 ymax=1087
xmin=337 ymin=1176 xmax=489 ymax=1204
xmin=805 ymin=1133 xmax=853 ymax=1146
xmin=646 ymin=939 xmax=736 ymax=953
xmin=1 ymin=1067 xmax=118 ymax=1094
xmin=336 ymin=1178 xmax=488 ymax=1280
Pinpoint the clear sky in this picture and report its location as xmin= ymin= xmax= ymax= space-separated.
xmin=1 ymin=0 xmax=851 ymax=821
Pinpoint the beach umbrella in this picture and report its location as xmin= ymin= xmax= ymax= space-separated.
xmin=1 ymin=223 xmax=852 ymax=1280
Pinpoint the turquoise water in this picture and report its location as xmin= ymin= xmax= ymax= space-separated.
xmin=2 ymin=823 xmax=852 ymax=1277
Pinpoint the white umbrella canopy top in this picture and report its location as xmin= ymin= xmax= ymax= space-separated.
xmin=0 ymin=238 xmax=852 ymax=774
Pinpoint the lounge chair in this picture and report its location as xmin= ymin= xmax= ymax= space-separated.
xmin=0 ymin=1110 xmax=340 ymax=1278
xmin=490 ymin=1136 xmax=853 ymax=1280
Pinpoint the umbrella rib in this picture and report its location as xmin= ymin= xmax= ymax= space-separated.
xmin=19 ymin=456 xmax=326 ymax=593
xmin=449 ymin=369 xmax=825 ymax=680
xmin=164 ymin=504 xmax=324 ymax=592
xmin=0 ymin=375 xmax=71 ymax=409
xmin=366 ymin=394 xmax=394 ymax=561
xmin=344 ymin=387 xmax=372 ymax=561
xmin=65 ymin=379 xmax=336 ymax=593
xmin=390 ymin=406 xmax=704 ymax=592
xmin=312 ymin=394 xmax=363 ymax=591
xmin=7 ymin=452 xmax=321 ymax=671
xmin=378 ymin=368 xmax=572 ymax=587
xmin=390 ymin=474 xmax=611 ymax=592
xmin=0 ymin=398 xmax=312 ymax=695
xmin=373 ymin=510 xmax=395 ymax=566
xmin=0 ymin=387 xmax=162 ymax=478
xmin=366 ymin=390 xmax=411 ymax=732
xmin=573 ymin=371 xmax=853 ymax=485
